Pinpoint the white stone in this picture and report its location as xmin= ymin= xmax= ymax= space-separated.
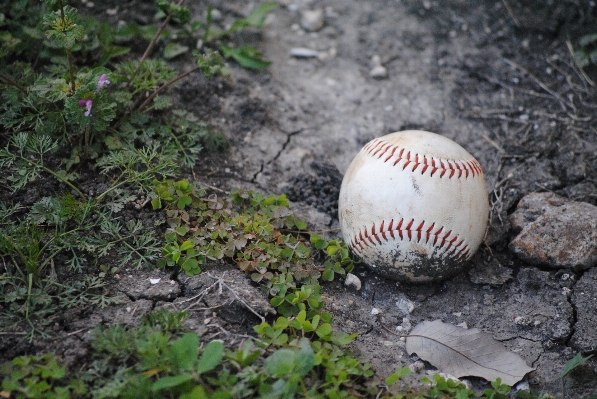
xmin=150 ymin=278 xmax=161 ymax=284
xmin=370 ymin=65 xmax=388 ymax=79
xmin=395 ymin=297 xmax=415 ymax=314
xmin=456 ymin=321 xmax=468 ymax=329
xmin=515 ymin=381 xmax=530 ymax=392
xmin=371 ymin=54 xmax=382 ymax=67
xmin=290 ymin=47 xmax=320 ymax=59
xmin=409 ymin=360 xmax=425 ymax=372
xmin=300 ymin=9 xmax=325 ymax=32
xmin=344 ymin=273 xmax=362 ymax=290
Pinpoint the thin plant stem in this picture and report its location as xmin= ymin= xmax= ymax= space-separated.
xmin=137 ymin=66 xmax=200 ymax=112
xmin=58 ymin=0 xmax=76 ymax=93
xmin=0 ymin=73 xmax=27 ymax=95
xmin=40 ymin=164 xmax=87 ymax=201
xmin=126 ymin=0 xmax=187 ymax=87
xmin=66 ymin=49 xmax=76 ymax=94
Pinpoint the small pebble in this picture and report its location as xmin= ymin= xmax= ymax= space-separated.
xmin=371 ymin=54 xmax=383 ymax=68
xmin=290 ymin=47 xmax=320 ymax=59
xmin=515 ymin=381 xmax=530 ymax=392
xmin=209 ymin=8 xmax=222 ymax=21
xmin=150 ymin=278 xmax=161 ymax=285
xmin=410 ymin=360 xmax=425 ymax=372
xmin=300 ymin=9 xmax=325 ymax=32
xmin=456 ymin=321 xmax=468 ymax=329
xmin=344 ymin=273 xmax=362 ymax=290
xmin=371 ymin=307 xmax=381 ymax=315
xmin=370 ymin=65 xmax=388 ymax=79
xmin=395 ymin=297 xmax=415 ymax=314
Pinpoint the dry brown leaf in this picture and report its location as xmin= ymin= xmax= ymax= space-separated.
xmin=406 ymin=319 xmax=534 ymax=386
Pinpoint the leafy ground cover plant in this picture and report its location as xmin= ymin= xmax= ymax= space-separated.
xmin=0 ymin=0 xmax=275 ymax=337
xmin=2 ymin=307 xmax=569 ymax=398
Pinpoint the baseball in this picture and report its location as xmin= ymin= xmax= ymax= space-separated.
xmin=338 ymin=130 xmax=489 ymax=282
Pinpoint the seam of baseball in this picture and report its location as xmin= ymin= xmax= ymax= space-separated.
xmin=362 ymin=138 xmax=483 ymax=179
xmin=348 ymin=218 xmax=472 ymax=261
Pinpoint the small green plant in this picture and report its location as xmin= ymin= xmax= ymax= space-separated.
xmin=0 ymin=353 xmax=87 ymax=399
xmin=574 ymin=33 xmax=597 ymax=69
xmin=559 ymin=353 xmax=594 ymax=399
xmin=1 ymin=0 xmax=278 ymax=336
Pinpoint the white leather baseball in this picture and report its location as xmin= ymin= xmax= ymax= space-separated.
xmin=338 ymin=130 xmax=489 ymax=282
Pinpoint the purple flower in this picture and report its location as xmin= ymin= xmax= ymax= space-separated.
xmin=79 ymin=99 xmax=93 ymax=116
xmin=97 ymin=74 xmax=110 ymax=91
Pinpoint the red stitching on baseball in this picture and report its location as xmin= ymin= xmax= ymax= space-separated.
xmin=348 ymin=218 xmax=472 ymax=261
xmin=363 ymin=138 xmax=482 ymax=179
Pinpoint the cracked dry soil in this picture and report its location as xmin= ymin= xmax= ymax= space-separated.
xmin=2 ymin=0 xmax=597 ymax=397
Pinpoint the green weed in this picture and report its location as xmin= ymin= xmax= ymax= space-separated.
xmin=1 ymin=0 xmax=276 ymax=336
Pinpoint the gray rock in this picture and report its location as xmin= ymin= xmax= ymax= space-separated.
xmin=344 ymin=273 xmax=362 ymax=290
xmin=300 ymin=9 xmax=324 ymax=32
xmin=570 ymin=267 xmax=597 ymax=352
xmin=509 ymin=192 xmax=597 ymax=270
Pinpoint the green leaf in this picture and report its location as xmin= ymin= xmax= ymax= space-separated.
xmin=151 ymin=198 xmax=162 ymax=210
xmin=331 ymin=331 xmax=357 ymax=345
xmin=164 ymin=42 xmax=189 ymax=59
xmin=295 ymin=219 xmax=307 ymax=230
xmin=152 ymin=374 xmax=193 ymax=391
xmin=385 ymin=367 xmax=411 ymax=386
xmin=180 ymin=240 xmax=194 ymax=251
xmin=322 ymin=269 xmax=334 ymax=281
xmin=310 ymin=234 xmax=327 ymax=250
xmin=245 ymin=3 xmax=278 ymax=27
xmin=326 ymin=245 xmax=339 ymax=256
xmin=295 ymin=339 xmax=315 ymax=377
xmin=221 ymin=45 xmax=271 ymax=69
xmin=579 ymin=32 xmax=597 ymax=47
xmin=264 ymin=348 xmax=295 ymax=378
xmin=169 ymin=333 xmax=199 ymax=371
xmin=180 ymin=386 xmax=209 ymax=399
xmin=315 ymin=323 xmax=332 ymax=338
xmin=181 ymin=258 xmax=200 ymax=275
xmin=270 ymin=297 xmax=284 ymax=307
xmin=196 ymin=340 xmax=224 ymax=374
xmin=561 ymin=353 xmax=594 ymax=378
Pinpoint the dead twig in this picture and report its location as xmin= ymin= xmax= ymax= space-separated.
xmin=208 ymin=273 xmax=267 ymax=323
xmin=380 ymin=322 xmax=408 ymax=338
xmin=501 ymin=0 xmax=519 ymax=27
xmin=503 ymin=58 xmax=572 ymax=111
xmin=0 ymin=73 xmax=27 ymax=95
xmin=566 ymin=40 xmax=596 ymax=88
xmin=480 ymin=133 xmax=505 ymax=154
xmin=166 ymin=278 xmax=223 ymax=310
xmin=67 ymin=327 xmax=89 ymax=336
xmin=126 ymin=0 xmax=187 ymax=87
xmin=205 ymin=322 xmax=269 ymax=346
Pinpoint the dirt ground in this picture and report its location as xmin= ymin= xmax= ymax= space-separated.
xmin=2 ymin=0 xmax=597 ymax=397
